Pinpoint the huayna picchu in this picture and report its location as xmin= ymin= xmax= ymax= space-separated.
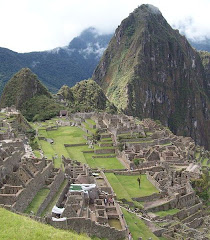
xmin=92 ymin=4 xmax=210 ymax=150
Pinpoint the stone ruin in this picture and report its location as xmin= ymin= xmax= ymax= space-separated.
xmin=0 ymin=108 xmax=209 ymax=240
xmin=48 ymin=156 xmax=127 ymax=240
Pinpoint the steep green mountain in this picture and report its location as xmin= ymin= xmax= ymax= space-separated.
xmin=57 ymin=80 xmax=116 ymax=113
xmin=92 ymin=4 xmax=210 ymax=149
xmin=0 ymin=28 xmax=112 ymax=95
xmin=0 ymin=68 xmax=62 ymax=121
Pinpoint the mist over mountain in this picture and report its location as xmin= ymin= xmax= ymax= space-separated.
xmin=0 ymin=28 xmax=112 ymax=95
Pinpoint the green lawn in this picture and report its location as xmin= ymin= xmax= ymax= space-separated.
xmin=34 ymin=150 xmax=41 ymax=158
xmin=66 ymin=145 xmax=89 ymax=164
xmin=82 ymin=122 xmax=97 ymax=134
xmin=85 ymin=119 xmax=96 ymax=125
xmin=84 ymin=153 xmax=124 ymax=170
xmin=106 ymin=174 xmax=159 ymax=199
xmin=39 ymin=140 xmax=56 ymax=160
xmin=38 ymin=126 xmax=86 ymax=167
xmin=155 ymin=208 xmax=180 ymax=217
xmin=122 ymin=208 xmax=159 ymax=240
xmin=0 ymin=207 xmax=90 ymax=240
xmin=25 ymin=188 xmax=50 ymax=214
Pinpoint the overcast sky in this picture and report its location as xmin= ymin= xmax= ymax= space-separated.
xmin=0 ymin=0 xmax=209 ymax=53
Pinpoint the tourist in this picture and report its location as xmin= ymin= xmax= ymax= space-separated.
xmin=128 ymin=232 xmax=132 ymax=240
xmin=137 ymin=177 xmax=141 ymax=188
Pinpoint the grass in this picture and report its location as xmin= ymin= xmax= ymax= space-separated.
xmin=155 ymin=208 xmax=180 ymax=217
xmin=122 ymin=208 xmax=159 ymax=240
xmin=85 ymin=119 xmax=96 ymax=125
xmin=37 ymin=126 xmax=86 ymax=168
xmin=34 ymin=150 xmax=41 ymax=158
xmin=39 ymin=140 xmax=56 ymax=160
xmin=202 ymin=158 xmax=210 ymax=166
xmin=84 ymin=153 xmax=124 ymax=170
xmin=42 ymin=179 xmax=68 ymax=216
xmin=0 ymin=207 xmax=90 ymax=240
xmin=66 ymin=145 xmax=89 ymax=164
xmin=24 ymin=188 xmax=50 ymax=214
xmin=106 ymin=174 xmax=159 ymax=199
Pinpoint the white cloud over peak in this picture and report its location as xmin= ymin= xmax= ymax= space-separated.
xmin=0 ymin=0 xmax=209 ymax=52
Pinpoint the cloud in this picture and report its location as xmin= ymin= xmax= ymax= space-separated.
xmin=0 ymin=0 xmax=209 ymax=52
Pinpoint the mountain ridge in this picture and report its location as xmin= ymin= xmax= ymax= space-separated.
xmin=0 ymin=28 xmax=112 ymax=95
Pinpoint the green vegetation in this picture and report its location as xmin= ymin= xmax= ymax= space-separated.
xmin=0 ymin=68 xmax=63 ymax=122
xmin=106 ymin=174 xmax=159 ymax=199
xmin=66 ymin=145 xmax=89 ymax=164
xmin=191 ymin=170 xmax=210 ymax=202
xmin=22 ymin=95 xmax=62 ymax=122
xmin=122 ymin=208 xmax=159 ymax=240
xmin=84 ymin=153 xmax=124 ymax=170
xmin=25 ymin=188 xmax=50 ymax=214
xmin=37 ymin=126 xmax=86 ymax=168
xmin=58 ymin=80 xmax=117 ymax=113
xmin=42 ymin=179 xmax=68 ymax=216
xmin=0 ymin=207 xmax=90 ymax=240
xmin=155 ymin=208 xmax=180 ymax=217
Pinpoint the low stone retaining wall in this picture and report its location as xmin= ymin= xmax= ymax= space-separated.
xmin=92 ymin=155 xmax=116 ymax=159
xmin=132 ymin=192 xmax=165 ymax=202
xmin=99 ymin=142 xmax=113 ymax=147
xmin=64 ymin=143 xmax=86 ymax=147
xmin=94 ymin=149 xmax=115 ymax=154
xmin=48 ymin=216 xmax=126 ymax=240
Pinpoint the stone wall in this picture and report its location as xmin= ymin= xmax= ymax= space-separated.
xmin=37 ymin=169 xmax=65 ymax=216
xmin=94 ymin=149 xmax=115 ymax=154
xmin=48 ymin=217 xmax=126 ymax=240
xmin=13 ymin=162 xmax=53 ymax=212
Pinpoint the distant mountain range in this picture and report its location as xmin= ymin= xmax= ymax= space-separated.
xmin=0 ymin=27 xmax=112 ymax=95
xmin=0 ymin=26 xmax=210 ymax=96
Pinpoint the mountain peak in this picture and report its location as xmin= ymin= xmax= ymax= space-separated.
xmin=0 ymin=68 xmax=50 ymax=109
xmin=92 ymin=4 xmax=209 ymax=149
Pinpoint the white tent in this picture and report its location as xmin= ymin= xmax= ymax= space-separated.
xmin=52 ymin=205 xmax=65 ymax=214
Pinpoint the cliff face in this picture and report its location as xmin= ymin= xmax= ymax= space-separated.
xmin=93 ymin=4 xmax=210 ymax=149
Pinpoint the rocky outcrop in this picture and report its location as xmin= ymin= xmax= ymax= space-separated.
xmin=93 ymin=4 xmax=210 ymax=149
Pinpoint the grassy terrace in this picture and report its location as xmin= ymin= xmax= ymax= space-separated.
xmin=0 ymin=207 xmax=90 ymax=240
xmin=85 ymin=119 xmax=96 ymax=125
xmin=38 ymin=126 xmax=86 ymax=168
xmin=84 ymin=153 xmax=124 ymax=170
xmin=155 ymin=208 xmax=180 ymax=217
xmin=25 ymin=188 xmax=50 ymax=214
xmin=106 ymin=174 xmax=159 ymax=199
xmin=82 ymin=122 xmax=97 ymax=134
xmin=66 ymin=145 xmax=89 ymax=164
xmin=122 ymin=209 xmax=159 ymax=240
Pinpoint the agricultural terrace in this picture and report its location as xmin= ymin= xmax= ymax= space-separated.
xmin=105 ymin=173 xmax=159 ymax=207
xmin=34 ymin=119 xmax=124 ymax=170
